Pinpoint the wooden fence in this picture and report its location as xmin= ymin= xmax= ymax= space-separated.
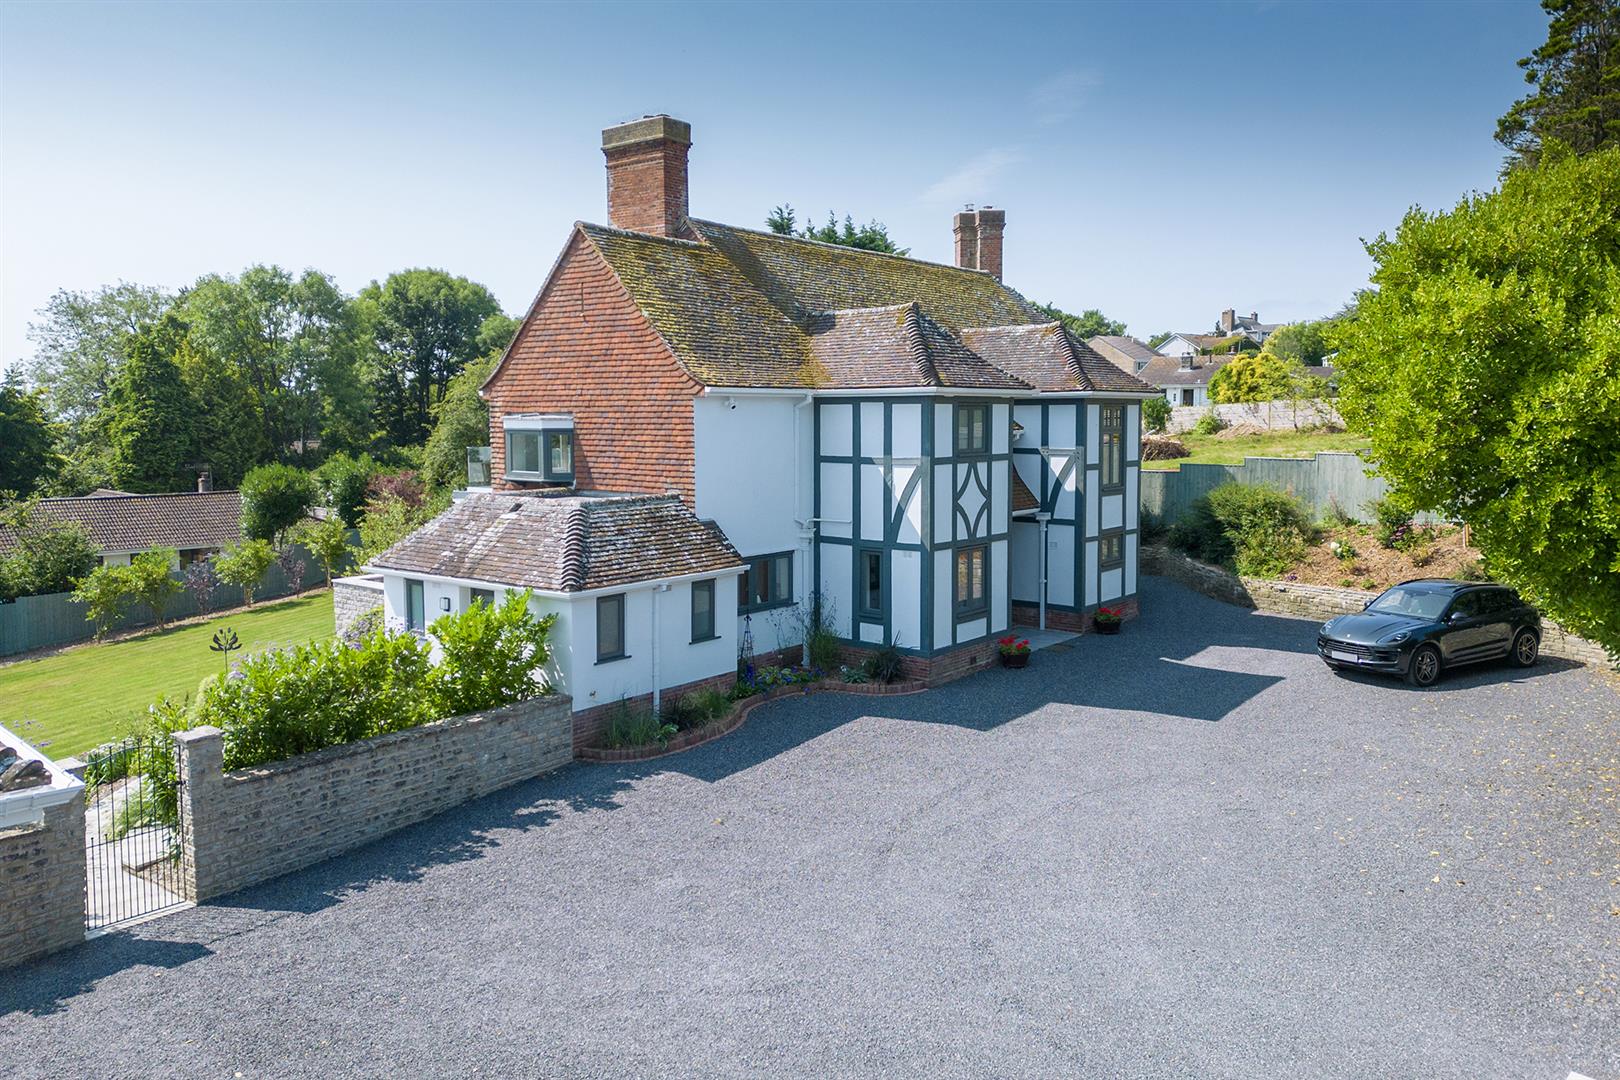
xmin=0 ymin=543 xmax=335 ymax=658
xmin=1140 ymin=451 xmax=1440 ymax=526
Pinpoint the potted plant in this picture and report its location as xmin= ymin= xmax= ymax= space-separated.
xmin=1093 ymin=606 xmax=1124 ymax=635
xmin=997 ymin=635 xmax=1032 ymax=668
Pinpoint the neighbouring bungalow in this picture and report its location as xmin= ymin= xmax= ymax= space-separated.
xmin=1086 ymin=334 xmax=1158 ymax=376
xmin=0 ymin=484 xmax=241 ymax=569
xmin=361 ymin=114 xmax=1158 ymax=739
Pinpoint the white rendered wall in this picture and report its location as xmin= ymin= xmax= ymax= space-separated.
xmin=891 ymin=548 xmax=922 ymax=650
xmin=1009 ymin=521 xmax=1040 ymax=603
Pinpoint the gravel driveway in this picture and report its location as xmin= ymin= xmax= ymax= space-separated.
xmin=5 ymin=575 xmax=1617 ymax=1079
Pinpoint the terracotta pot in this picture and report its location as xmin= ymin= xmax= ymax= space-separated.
xmin=1094 ymin=620 xmax=1121 ymax=635
xmin=1000 ymin=652 xmax=1030 ymax=668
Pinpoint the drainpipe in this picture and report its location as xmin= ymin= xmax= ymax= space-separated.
xmin=651 ymin=583 xmax=670 ymax=717
xmin=793 ymin=394 xmax=814 ymax=666
xmin=1036 ymin=511 xmax=1051 ymax=631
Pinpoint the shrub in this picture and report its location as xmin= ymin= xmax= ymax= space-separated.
xmin=126 ymin=549 xmax=182 ymax=628
xmin=861 ymin=644 xmax=905 ymax=684
xmin=1324 ymin=496 xmax=1359 ymax=527
xmin=314 ymin=452 xmax=378 ymax=527
xmin=367 ymin=469 xmax=426 ymax=509
xmin=341 ymin=604 xmax=385 ymax=648
xmin=0 ymin=502 xmax=97 ymax=600
xmin=240 ymin=463 xmax=317 ymax=543
xmin=1141 ymin=396 xmax=1171 ymax=434
xmin=215 ymin=539 xmax=276 ymax=607
xmin=426 ymin=590 xmax=555 ymax=718
xmin=1193 ymin=410 xmax=1227 ymax=436
xmin=72 ymin=563 xmax=135 ymax=637
xmin=801 ymin=592 xmax=841 ymax=672
xmin=603 ymin=700 xmax=675 ymax=749
xmin=1171 ymin=483 xmax=1313 ymax=577
xmin=183 ymin=558 xmax=219 ymax=617
xmin=1367 ymin=496 xmax=1414 ymax=549
xmin=356 ymin=491 xmax=445 ymax=564
xmin=274 ymin=545 xmax=308 ymax=596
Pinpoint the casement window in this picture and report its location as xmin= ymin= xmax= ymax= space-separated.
xmin=739 ymin=552 xmax=793 ymax=613
xmin=405 ymin=578 xmax=426 ymax=632
xmin=954 ymin=545 xmax=987 ymax=619
xmin=1180 ymin=389 xmax=1194 ymax=407
xmin=691 ymin=579 xmax=717 ymax=643
xmin=1099 ymin=405 xmax=1124 ymax=491
xmin=1099 ymin=532 xmax=1124 ymax=570
xmin=503 ymin=415 xmax=575 ymax=483
xmin=596 ymin=594 xmax=626 ymax=662
xmin=954 ymin=403 xmax=989 ymax=456
xmin=470 ymin=587 xmax=496 ymax=608
xmin=858 ymin=549 xmax=884 ymax=621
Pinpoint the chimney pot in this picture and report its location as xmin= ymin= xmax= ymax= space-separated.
xmin=601 ymin=114 xmax=693 ymax=237
xmin=196 ymin=469 xmax=212 ymax=493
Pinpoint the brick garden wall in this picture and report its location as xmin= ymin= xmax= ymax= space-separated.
xmin=331 ymin=574 xmax=383 ymax=637
xmin=1010 ymin=600 xmax=1140 ymax=634
xmin=1141 ymin=543 xmax=1613 ymax=668
xmin=0 ymin=792 xmax=86 ymax=970
xmin=173 ymin=694 xmax=573 ymax=903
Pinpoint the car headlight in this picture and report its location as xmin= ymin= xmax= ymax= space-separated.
xmin=1320 ymin=620 xmax=1335 ymax=634
xmin=1380 ymin=630 xmax=1411 ymax=644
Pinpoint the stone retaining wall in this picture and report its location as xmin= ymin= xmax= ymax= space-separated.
xmin=331 ymin=574 xmax=384 ymax=637
xmin=0 ymin=792 xmax=85 ymax=970
xmin=1142 ymin=544 xmax=1613 ymax=668
xmin=173 ymin=694 xmax=573 ymax=903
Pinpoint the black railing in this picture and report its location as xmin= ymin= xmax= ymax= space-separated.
xmin=83 ymin=736 xmax=188 ymax=932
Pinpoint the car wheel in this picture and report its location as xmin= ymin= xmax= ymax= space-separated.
xmin=1510 ymin=629 xmax=1539 ymax=668
xmin=1406 ymin=644 xmax=1442 ymax=687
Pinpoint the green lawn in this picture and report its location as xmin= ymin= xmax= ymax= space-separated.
xmin=1142 ymin=429 xmax=1370 ymax=470
xmin=0 ymin=591 xmax=334 ymax=759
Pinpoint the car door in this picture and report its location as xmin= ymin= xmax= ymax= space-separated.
xmin=1439 ymin=591 xmax=1487 ymax=662
xmin=1476 ymin=588 xmax=1516 ymax=657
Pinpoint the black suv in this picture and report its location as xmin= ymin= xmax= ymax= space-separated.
xmin=1317 ymin=579 xmax=1541 ymax=687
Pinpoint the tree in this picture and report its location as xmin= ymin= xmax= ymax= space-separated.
xmin=356 ymin=491 xmax=444 ymax=564
xmin=72 ymin=564 xmax=135 ymax=638
xmin=275 ymin=544 xmax=308 ymax=596
xmin=0 ymin=376 xmax=61 ymax=500
xmin=102 ymin=315 xmax=198 ymax=492
xmin=1033 ymin=303 xmax=1127 ymax=339
xmin=174 ymin=334 xmax=270 ymax=489
xmin=1496 ymin=0 xmax=1620 ymax=171
xmin=125 ymin=549 xmax=182 ymax=628
xmin=422 ymin=353 xmax=498 ymax=491
xmin=240 ymin=463 xmax=316 ymax=543
xmin=215 ymin=539 xmax=276 ymax=607
xmin=1141 ymin=396 xmax=1171 ymax=434
xmin=180 ymin=266 xmax=369 ymax=467
xmin=297 ymin=516 xmax=354 ymax=587
xmin=359 ymin=269 xmax=504 ymax=447
xmin=183 ymin=558 xmax=220 ymax=617
xmin=1208 ymin=353 xmax=1296 ymax=403
xmin=1262 ymin=321 xmax=1332 ymax=366
xmin=1332 ymin=147 xmax=1620 ymax=652
xmin=0 ymin=503 xmax=97 ymax=600
xmin=764 ymin=205 xmax=908 ymax=255
xmin=314 ymin=452 xmax=378 ymax=527
xmin=1147 ymin=331 xmax=1173 ymax=349
xmin=23 ymin=282 xmax=173 ymax=434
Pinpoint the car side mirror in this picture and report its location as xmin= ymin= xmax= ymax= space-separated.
xmin=1447 ymin=611 xmax=1465 ymax=623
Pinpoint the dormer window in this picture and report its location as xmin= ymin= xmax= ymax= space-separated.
xmin=503 ymin=414 xmax=574 ymax=484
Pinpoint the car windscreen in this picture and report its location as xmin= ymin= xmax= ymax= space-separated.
xmin=1367 ymin=587 xmax=1450 ymax=619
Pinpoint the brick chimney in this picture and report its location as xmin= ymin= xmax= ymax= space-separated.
xmin=953 ymin=210 xmax=979 ymax=272
xmin=1220 ymin=308 xmax=1236 ymax=333
xmin=951 ymin=207 xmax=1006 ymax=281
xmin=601 ymin=115 xmax=692 ymax=237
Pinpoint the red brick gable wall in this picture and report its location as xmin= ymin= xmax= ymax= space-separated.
xmin=484 ymin=232 xmax=701 ymax=504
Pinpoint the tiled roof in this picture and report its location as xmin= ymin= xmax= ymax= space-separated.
xmin=806 ymin=304 xmax=1028 ymax=390
xmin=0 ymin=490 xmax=242 ymax=557
xmin=576 ymin=219 xmax=1060 ymax=391
xmin=961 ymin=323 xmax=1158 ymax=394
xmin=1087 ymin=335 xmax=1157 ymax=364
xmin=369 ymin=493 xmax=743 ymax=593
xmin=1138 ymin=355 xmax=1230 ymax=387
xmin=1010 ymin=470 xmax=1039 ymax=513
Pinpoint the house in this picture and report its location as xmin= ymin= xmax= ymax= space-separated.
xmin=1087 ymin=335 xmax=1158 ymax=375
xmin=368 ymin=492 xmax=743 ymax=739
xmin=367 ymin=114 xmax=1157 ymax=730
xmin=1153 ymin=331 xmax=1261 ymax=360
xmin=0 ymin=485 xmax=241 ymax=569
xmin=1137 ymin=353 xmax=1228 ymax=408
xmin=1217 ymin=308 xmax=1279 ymax=341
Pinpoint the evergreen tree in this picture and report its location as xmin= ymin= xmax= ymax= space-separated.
xmin=1496 ymin=0 xmax=1620 ymax=170
xmin=103 ymin=316 xmax=197 ymax=492
xmin=0 ymin=375 xmax=61 ymax=500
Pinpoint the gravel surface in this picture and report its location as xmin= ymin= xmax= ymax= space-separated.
xmin=5 ymin=576 xmax=1617 ymax=1079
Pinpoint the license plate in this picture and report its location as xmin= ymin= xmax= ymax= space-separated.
xmin=1329 ymin=649 xmax=1359 ymax=662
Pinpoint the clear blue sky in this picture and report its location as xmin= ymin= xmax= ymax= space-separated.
xmin=0 ymin=0 xmax=1546 ymax=371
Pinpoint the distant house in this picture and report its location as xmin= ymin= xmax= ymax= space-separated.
xmin=0 ymin=488 xmax=242 ymax=568
xmin=1137 ymin=354 xmax=1229 ymax=408
xmin=1216 ymin=308 xmax=1280 ymax=341
xmin=1087 ymin=335 xmax=1158 ymax=375
xmin=1153 ymin=331 xmax=1261 ymax=360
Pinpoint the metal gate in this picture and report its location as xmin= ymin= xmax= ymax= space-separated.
xmin=82 ymin=735 xmax=189 ymax=933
